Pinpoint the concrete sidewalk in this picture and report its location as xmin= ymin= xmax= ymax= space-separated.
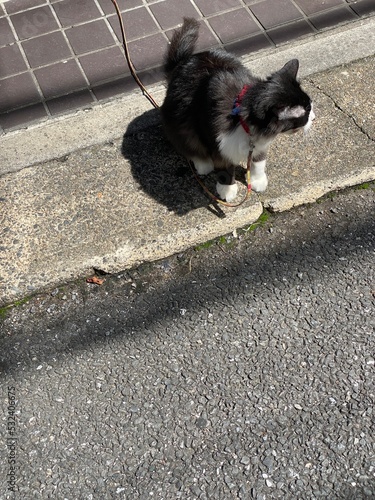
xmin=1 ymin=23 xmax=375 ymax=307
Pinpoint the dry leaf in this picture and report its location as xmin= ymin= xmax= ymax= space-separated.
xmin=86 ymin=276 xmax=105 ymax=285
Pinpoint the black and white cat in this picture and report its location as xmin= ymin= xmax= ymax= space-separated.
xmin=161 ymin=18 xmax=315 ymax=202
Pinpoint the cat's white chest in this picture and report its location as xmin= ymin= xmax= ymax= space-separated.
xmin=217 ymin=126 xmax=251 ymax=165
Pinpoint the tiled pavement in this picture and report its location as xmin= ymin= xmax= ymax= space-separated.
xmin=0 ymin=0 xmax=374 ymax=133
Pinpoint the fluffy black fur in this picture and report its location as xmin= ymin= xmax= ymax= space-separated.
xmin=161 ymin=18 xmax=314 ymax=199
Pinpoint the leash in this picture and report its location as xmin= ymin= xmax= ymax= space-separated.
xmin=110 ymin=0 xmax=158 ymax=108
xmin=111 ymin=0 xmax=252 ymax=207
xmin=190 ymin=154 xmax=252 ymax=208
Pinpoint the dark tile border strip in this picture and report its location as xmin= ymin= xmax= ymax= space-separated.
xmin=0 ymin=0 xmax=374 ymax=133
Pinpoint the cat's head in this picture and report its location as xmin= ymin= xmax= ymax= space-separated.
xmin=253 ymin=59 xmax=315 ymax=136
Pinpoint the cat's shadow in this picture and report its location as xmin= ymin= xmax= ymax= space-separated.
xmin=121 ymin=109 xmax=224 ymax=217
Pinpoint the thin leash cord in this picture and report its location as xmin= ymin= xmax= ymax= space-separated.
xmin=191 ymin=158 xmax=252 ymax=208
xmin=110 ymin=0 xmax=252 ymax=207
xmin=110 ymin=0 xmax=158 ymax=109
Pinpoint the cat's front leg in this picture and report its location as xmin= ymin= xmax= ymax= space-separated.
xmin=192 ymin=157 xmax=214 ymax=176
xmin=216 ymin=165 xmax=238 ymax=202
xmin=251 ymin=157 xmax=268 ymax=193
xmin=250 ymin=140 xmax=272 ymax=193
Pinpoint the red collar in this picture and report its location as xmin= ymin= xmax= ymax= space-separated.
xmin=231 ymin=84 xmax=251 ymax=134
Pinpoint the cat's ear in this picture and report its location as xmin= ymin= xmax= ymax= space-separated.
xmin=277 ymin=105 xmax=305 ymax=121
xmin=280 ymin=59 xmax=299 ymax=79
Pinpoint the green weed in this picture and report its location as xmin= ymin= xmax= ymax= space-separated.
xmin=244 ymin=210 xmax=271 ymax=232
xmin=0 ymin=296 xmax=31 ymax=321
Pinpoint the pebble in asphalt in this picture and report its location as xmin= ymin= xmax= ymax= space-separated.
xmin=1 ymin=186 xmax=374 ymax=499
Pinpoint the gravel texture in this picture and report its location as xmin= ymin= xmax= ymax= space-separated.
xmin=1 ymin=186 xmax=374 ymax=499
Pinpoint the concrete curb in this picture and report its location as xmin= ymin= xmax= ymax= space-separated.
xmin=1 ymin=27 xmax=375 ymax=307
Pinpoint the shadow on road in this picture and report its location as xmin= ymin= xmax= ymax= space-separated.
xmin=0 ymin=188 xmax=374 ymax=377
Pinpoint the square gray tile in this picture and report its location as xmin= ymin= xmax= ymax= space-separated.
xmin=349 ymin=0 xmax=375 ymax=16
xmin=92 ymin=76 xmax=136 ymax=101
xmin=0 ymin=72 xmax=41 ymax=112
xmin=294 ymin=0 xmax=345 ymax=16
xmin=22 ymin=31 xmax=72 ymax=67
xmin=0 ymin=103 xmax=47 ymax=130
xmin=0 ymin=17 xmax=15 ymax=46
xmin=4 ymin=0 xmax=47 ymax=15
xmin=267 ymin=20 xmax=315 ymax=45
xmin=226 ymin=32 xmax=272 ymax=57
xmin=65 ymin=19 xmax=116 ymax=55
xmin=194 ymin=0 xmax=242 ymax=17
xmin=165 ymin=21 xmax=219 ymax=51
xmin=108 ymin=7 xmax=159 ymax=42
xmin=310 ymin=6 xmax=356 ymax=29
xmin=79 ymin=46 xmax=129 ymax=85
xmin=34 ymin=59 xmax=87 ymax=99
xmin=94 ymin=66 xmax=164 ymax=101
xmin=149 ymin=0 xmax=199 ymax=30
xmin=52 ymin=0 xmax=101 ymax=28
xmin=127 ymin=33 xmax=168 ymax=71
xmin=47 ymin=90 xmax=94 ymax=115
xmin=250 ymin=0 xmax=303 ymax=29
xmin=11 ymin=5 xmax=58 ymax=40
xmin=209 ymin=8 xmax=261 ymax=44
xmin=96 ymin=0 xmax=143 ymax=15
xmin=0 ymin=44 xmax=28 ymax=78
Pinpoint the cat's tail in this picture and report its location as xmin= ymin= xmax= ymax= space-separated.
xmin=164 ymin=17 xmax=200 ymax=81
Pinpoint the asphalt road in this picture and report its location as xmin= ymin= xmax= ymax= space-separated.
xmin=1 ymin=186 xmax=374 ymax=499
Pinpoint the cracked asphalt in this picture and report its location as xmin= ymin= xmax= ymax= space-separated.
xmin=1 ymin=186 xmax=374 ymax=499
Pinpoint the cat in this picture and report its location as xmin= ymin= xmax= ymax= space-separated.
xmin=161 ymin=18 xmax=315 ymax=202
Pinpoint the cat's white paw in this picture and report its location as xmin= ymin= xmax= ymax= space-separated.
xmin=216 ymin=182 xmax=238 ymax=202
xmin=192 ymin=157 xmax=214 ymax=176
xmin=251 ymin=174 xmax=268 ymax=193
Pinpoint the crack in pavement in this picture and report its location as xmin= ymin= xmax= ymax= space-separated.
xmin=308 ymin=78 xmax=375 ymax=144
